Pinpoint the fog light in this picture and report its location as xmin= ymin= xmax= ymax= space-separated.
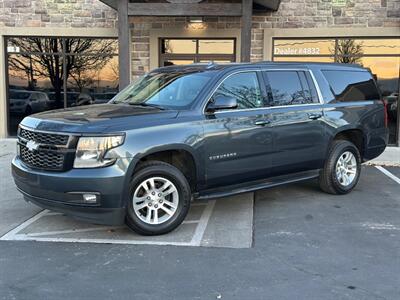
xmin=83 ymin=194 xmax=98 ymax=204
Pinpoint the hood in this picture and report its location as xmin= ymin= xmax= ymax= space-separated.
xmin=20 ymin=104 xmax=179 ymax=133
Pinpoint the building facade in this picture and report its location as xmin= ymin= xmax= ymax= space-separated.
xmin=0 ymin=0 xmax=399 ymax=145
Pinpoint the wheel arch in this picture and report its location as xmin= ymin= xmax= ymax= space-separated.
xmin=128 ymin=144 xmax=201 ymax=193
xmin=329 ymin=126 xmax=366 ymax=159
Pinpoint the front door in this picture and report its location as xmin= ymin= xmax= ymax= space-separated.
xmin=202 ymin=71 xmax=274 ymax=189
xmin=261 ymin=69 xmax=327 ymax=176
xmin=159 ymin=38 xmax=236 ymax=66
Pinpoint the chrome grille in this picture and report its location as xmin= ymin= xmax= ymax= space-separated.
xmin=18 ymin=127 xmax=72 ymax=171
xmin=19 ymin=128 xmax=69 ymax=145
xmin=20 ymin=145 xmax=65 ymax=170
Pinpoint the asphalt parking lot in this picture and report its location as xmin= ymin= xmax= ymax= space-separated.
xmin=0 ymin=140 xmax=399 ymax=299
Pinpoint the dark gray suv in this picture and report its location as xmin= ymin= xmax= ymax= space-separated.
xmin=12 ymin=62 xmax=388 ymax=235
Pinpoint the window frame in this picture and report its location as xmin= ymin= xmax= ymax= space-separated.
xmin=263 ymin=70 xmax=320 ymax=106
xmin=159 ymin=37 xmax=236 ymax=67
xmin=210 ymin=70 xmax=265 ymax=110
xmin=202 ymin=68 xmax=323 ymax=115
xmin=321 ymin=69 xmax=381 ymax=102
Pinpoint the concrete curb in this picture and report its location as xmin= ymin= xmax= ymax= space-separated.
xmin=367 ymin=147 xmax=400 ymax=167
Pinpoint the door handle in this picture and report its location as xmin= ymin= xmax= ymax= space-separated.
xmin=254 ymin=119 xmax=271 ymax=126
xmin=308 ymin=113 xmax=322 ymax=120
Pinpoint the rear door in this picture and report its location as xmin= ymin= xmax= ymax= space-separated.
xmin=261 ymin=69 xmax=328 ymax=175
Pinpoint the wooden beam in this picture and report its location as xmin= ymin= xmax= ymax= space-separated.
xmin=240 ymin=0 xmax=252 ymax=62
xmin=118 ymin=0 xmax=130 ymax=90
xmin=128 ymin=3 xmax=242 ymax=16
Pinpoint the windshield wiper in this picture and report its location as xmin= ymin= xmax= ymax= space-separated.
xmin=128 ymin=103 xmax=166 ymax=110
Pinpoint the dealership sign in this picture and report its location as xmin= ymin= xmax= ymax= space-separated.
xmin=274 ymin=47 xmax=321 ymax=55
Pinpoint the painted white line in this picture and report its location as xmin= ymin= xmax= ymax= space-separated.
xmin=3 ymin=235 xmax=194 ymax=247
xmin=43 ymin=212 xmax=64 ymax=217
xmin=182 ymin=220 xmax=200 ymax=224
xmin=190 ymin=200 xmax=216 ymax=246
xmin=375 ymin=166 xmax=400 ymax=185
xmin=0 ymin=209 xmax=49 ymax=240
xmin=23 ymin=226 xmax=126 ymax=237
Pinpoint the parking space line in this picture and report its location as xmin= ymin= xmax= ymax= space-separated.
xmin=0 ymin=209 xmax=48 ymax=240
xmin=21 ymin=226 xmax=126 ymax=237
xmin=190 ymin=200 xmax=216 ymax=246
xmin=375 ymin=166 xmax=400 ymax=185
xmin=6 ymin=235 xmax=194 ymax=247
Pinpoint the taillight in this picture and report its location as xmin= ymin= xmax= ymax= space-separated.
xmin=382 ymin=98 xmax=388 ymax=128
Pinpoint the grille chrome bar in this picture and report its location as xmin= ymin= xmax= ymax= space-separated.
xmin=17 ymin=126 xmax=75 ymax=171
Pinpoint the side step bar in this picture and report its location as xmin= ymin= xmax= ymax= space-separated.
xmin=195 ymin=170 xmax=320 ymax=200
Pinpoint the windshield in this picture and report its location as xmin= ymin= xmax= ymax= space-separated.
xmin=112 ymin=70 xmax=214 ymax=109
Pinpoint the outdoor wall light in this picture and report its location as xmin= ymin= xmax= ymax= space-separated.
xmin=188 ymin=17 xmax=203 ymax=23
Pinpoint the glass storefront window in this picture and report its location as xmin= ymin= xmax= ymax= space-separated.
xmin=161 ymin=39 xmax=196 ymax=54
xmin=198 ymin=39 xmax=235 ymax=54
xmin=346 ymin=39 xmax=400 ymax=55
xmin=274 ymin=39 xmax=335 ymax=56
xmin=273 ymin=37 xmax=400 ymax=145
xmin=362 ymin=56 xmax=400 ymax=145
xmin=273 ymin=56 xmax=335 ymax=63
xmin=160 ymin=38 xmax=236 ymax=67
xmin=6 ymin=37 xmax=119 ymax=136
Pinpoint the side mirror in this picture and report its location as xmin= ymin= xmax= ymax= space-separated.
xmin=206 ymin=95 xmax=238 ymax=113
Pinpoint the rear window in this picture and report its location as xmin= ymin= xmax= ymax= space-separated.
xmin=322 ymin=70 xmax=380 ymax=102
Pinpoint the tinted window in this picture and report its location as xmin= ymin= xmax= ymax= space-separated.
xmin=112 ymin=71 xmax=214 ymax=109
xmin=213 ymin=72 xmax=263 ymax=109
xmin=264 ymin=71 xmax=316 ymax=106
xmin=322 ymin=70 xmax=380 ymax=101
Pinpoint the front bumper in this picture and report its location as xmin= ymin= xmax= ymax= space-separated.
xmin=12 ymin=156 xmax=135 ymax=225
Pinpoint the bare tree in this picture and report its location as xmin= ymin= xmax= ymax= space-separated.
xmin=8 ymin=37 xmax=116 ymax=108
xmin=334 ymin=39 xmax=364 ymax=64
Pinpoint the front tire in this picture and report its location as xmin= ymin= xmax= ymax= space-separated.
xmin=126 ymin=161 xmax=191 ymax=235
xmin=319 ymin=140 xmax=361 ymax=195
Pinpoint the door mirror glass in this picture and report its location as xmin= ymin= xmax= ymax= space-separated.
xmin=207 ymin=94 xmax=238 ymax=112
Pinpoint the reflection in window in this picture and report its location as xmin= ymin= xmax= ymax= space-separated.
xmin=273 ymin=37 xmax=399 ymax=145
xmin=361 ymin=57 xmax=400 ymax=145
xmin=273 ymin=56 xmax=335 ymax=63
xmin=162 ymin=39 xmax=196 ymax=54
xmin=6 ymin=36 xmax=119 ymax=135
xmin=322 ymin=70 xmax=380 ymax=102
xmin=265 ymin=71 xmax=309 ymax=106
xmin=350 ymin=39 xmax=400 ymax=55
xmin=274 ymin=39 xmax=335 ymax=56
xmin=163 ymin=60 xmax=194 ymax=66
xmin=214 ymin=72 xmax=263 ymax=109
xmin=160 ymin=38 xmax=236 ymax=67
xmin=112 ymin=71 xmax=213 ymax=109
xmin=198 ymin=40 xmax=234 ymax=54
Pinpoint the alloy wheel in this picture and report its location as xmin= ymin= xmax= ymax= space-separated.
xmin=132 ymin=176 xmax=179 ymax=225
xmin=335 ymin=151 xmax=357 ymax=187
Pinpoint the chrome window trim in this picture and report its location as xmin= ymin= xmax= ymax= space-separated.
xmin=202 ymin=68 xmax=324 ymax=115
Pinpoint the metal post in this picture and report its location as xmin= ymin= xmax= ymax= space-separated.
xmin=118 ymin=0 xmax=130 ymax=90
xmin=240 ymin=0 xmax=252 ymax=62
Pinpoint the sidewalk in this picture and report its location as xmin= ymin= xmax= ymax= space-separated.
xmin=368 ymin=146 xmax=400 ymax=167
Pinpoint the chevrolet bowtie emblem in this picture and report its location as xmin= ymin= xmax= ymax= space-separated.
xmin=26 ymin=140 xmax=39 ymax=152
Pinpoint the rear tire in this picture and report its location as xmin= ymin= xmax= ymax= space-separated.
xmin=126 ymin=161 xmax=191 ymax=235
xmin=319 ymin=140 xmax=361 ymax=195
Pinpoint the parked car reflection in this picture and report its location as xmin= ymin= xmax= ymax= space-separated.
xmin=9 ymin=89 xmax=50 ymax=115
xmin=48 ymin=92 xmax=94 ymax=108
xmin=92 ymin=92 xmax=117 ymax=104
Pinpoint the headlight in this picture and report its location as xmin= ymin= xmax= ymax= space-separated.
xmin=73 ymin=135 xmax=124 ymax=168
